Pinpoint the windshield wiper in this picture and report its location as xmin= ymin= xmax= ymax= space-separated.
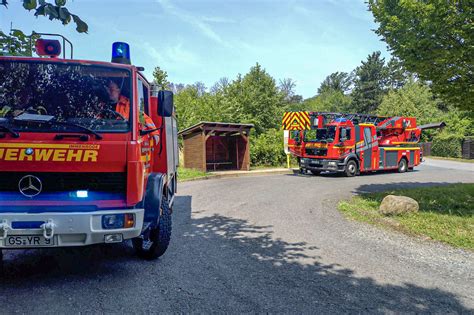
xmin=52 ymin=121 xmax=103 ymax=140
xmin=0 ymin=124 xmax=20 ymax=138
xmin=13 ymin=114 xmax=103 ymax=140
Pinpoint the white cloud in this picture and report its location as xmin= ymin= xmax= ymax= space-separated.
xmin=156 ymin=0 xmax=231 ymax=48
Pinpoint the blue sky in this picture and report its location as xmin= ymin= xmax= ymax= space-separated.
xmin=1 ymin=0 xmax=390 ymax=98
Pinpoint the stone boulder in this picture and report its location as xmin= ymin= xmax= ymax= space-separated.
xmin=379 ymin=195 xmax=419 ymax=215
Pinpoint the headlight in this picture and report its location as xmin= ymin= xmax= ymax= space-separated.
xmin=102 ymin=214 xmax=135 ymax=229
xmin=328 ymin=161 xmax=337 ymax=166
xmin=300 ymin=158 xmax=306 ymax=163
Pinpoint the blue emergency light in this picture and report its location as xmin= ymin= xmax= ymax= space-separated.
xmin=111 ymin=42 xmax=131 ymax=65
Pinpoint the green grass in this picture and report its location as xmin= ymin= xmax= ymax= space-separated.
xmin=427 ymin=156 xmax=474 ymax=163
xmin=178 ymin=167 xmax=209 ymax=182
xmin=338 ymin=184 xmax=474 ymax=250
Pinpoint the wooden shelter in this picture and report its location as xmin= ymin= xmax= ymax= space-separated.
xmin=179 ymin=122 xmax=254 ymax=172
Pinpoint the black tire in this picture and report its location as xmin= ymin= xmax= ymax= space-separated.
xmin=299 ymin=168 xmax=306 ymax=174
xmin=310 ymin=170 xmax=321 ymax=175
xmin=398 ymin=158 xmax=408 ymax=173
xmin=133 ymin=195 xmax=172 ymax=260
xmin=345 ymin=160 xmax=358 ymax=177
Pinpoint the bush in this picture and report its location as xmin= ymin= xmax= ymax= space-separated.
xmin=431 ymin=133 xmax=464 ymax=158
xmin=250 ymin=128 xmax=286 ymax=166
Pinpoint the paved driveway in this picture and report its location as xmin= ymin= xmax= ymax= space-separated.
xmin=1 ymin=159 xmax=473 ymax=313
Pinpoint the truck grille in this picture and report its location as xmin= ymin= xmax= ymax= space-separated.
xmin=305 ymin=148 xmax=327 ymax=156
xmin=0 ymin=172 xmax=126 ymax=192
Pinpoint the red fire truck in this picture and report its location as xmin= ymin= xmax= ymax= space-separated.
xmin=285 ymin=112 xmax=442 ymax=177
xmin=0 ymin=36 xmax=178 ymax=260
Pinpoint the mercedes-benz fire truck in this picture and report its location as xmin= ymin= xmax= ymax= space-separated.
xmin=0 ymin=37 xmax=178 ymax=260
xmin=285 ymin=112 xmax=443 ymax=177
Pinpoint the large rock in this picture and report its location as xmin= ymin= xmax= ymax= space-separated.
xmin=379 ymin=195 xmax=419 ymax=215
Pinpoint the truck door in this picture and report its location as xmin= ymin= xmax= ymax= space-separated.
xmin=137 ymin=77 xmax=152 ymax=174
xmin=362 ymin=126 xmax=373 ymax=171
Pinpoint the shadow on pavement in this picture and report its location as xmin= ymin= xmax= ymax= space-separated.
xmin=0 ymin=195 xmax=469 ymax=313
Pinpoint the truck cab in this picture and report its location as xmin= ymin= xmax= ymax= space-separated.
xmin=0 ymin=40 xmax=178 ymax=260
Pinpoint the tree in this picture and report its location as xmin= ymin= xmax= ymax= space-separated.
xmin=152 ymin=66 xmax=170 ymax=90
xmin=317 ymin=71 xmax=352 ymax=94
xmin=369 ymin=0 xmax=473 ymax=111
xmin=304 ymin=89 xmax=352 ymax=113
xmin=226 ymin=63 xmax=284 ymax=134
xmin=351 ymin=51 xmax=388 ymax=113
xmin=377 ymin=80 xmax=441 ymax=126
xmin=279 ymin=78 xmax=296 ymax=101
xmin=1 ymin=0 xmax=87 ymax=56
xmin=2 ymin=0 xmax=87 ymax=32
xmin=386 ymin=57 xmax=412 ymax=90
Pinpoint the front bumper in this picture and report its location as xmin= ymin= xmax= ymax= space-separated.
xmin=0 ymin=208 xmax=144 ymax=248
xmin=299 ymin=158 xmax=346 ymax=172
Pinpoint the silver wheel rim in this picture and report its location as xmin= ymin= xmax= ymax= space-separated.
xmin=348 ymin=164 xmax=356 ymax=174
xmin=400 ymin=161 xmax=406 ymax=171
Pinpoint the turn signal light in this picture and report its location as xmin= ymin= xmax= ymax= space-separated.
xmin=124 ymin=213 xmax=135 ymax=228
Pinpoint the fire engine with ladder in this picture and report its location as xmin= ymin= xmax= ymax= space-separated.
xmin=282 ymin=111 xmax=444 ymax=177
xmin=0 ymin=35 xmax=178 ymax=261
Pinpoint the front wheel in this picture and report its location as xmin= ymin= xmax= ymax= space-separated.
xmin=133 ymin=195 xmax=172 ymax=260
xmin=345 ymin=160 xmax=358 ymax=177
xmin=398 ymin=158 xmax=408 ymax=173
xmin=310 ymin=170 xmax=321 ymax=176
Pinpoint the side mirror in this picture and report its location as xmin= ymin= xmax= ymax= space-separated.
xmin=158 ymin=90 xmax=173 ymax=117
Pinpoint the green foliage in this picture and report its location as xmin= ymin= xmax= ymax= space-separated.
xmin=250 ymin=128 xmax=286 ymax=166
xmin=227 ymin=63 xmax=284 ymax=135
xmin=377 ymin=81 xmax=473 ymax=149
xmin=173 ymin=64 xmax=286 ymax=167
xmin=377 ymin=80 xmax=441 ymax=126
xmin=431 ymin=133 xmax=464 ymax=158
xmin=317 ymin=71 xmax=352 ymax=94
xmin=351 ymin=51 xmax=388 ymax=113
xmin=1 ymin=0 xmax=87 ymax=56
xmin=339 ymin=184 xmax=474 ymax=249
xmin=368 ymin=0 xmax=473 ymax=111
xmin=304 ymin=89 xmax=352 ymax=113
xmin=152 ymin=66 xmax=170 ymax=90
xmin=0 ymin=29 xmax=39 ymax=56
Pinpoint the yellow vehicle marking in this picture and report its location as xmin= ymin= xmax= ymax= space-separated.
xmin=383 ymin=147 xmax=420 ymax=151
xmin=0 ymin=143 xmax=100 ymax=162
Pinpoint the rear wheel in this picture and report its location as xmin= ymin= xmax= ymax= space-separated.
xmin=398 ymin=158 xmax=408 ymax=173
xmin=345 ymin=160 xmax=358 ymax=177
xmin=133 ymin=195 xmax=172 ymax=260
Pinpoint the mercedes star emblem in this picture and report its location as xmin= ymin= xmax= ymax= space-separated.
xmin=18 ymin=175 xmax=42 ymax=198
xmin=25 ymin=148 xmax=34 ymax=155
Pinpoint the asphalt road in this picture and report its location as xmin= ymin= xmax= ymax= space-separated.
xmin=1 ymin=159 xmax=473 ymax=313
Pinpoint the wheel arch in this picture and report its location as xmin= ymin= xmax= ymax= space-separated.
xmin=144 ymin=172 xmax=167 ymax=226
xmin=344 ymin=153 xmax=360 ymax=168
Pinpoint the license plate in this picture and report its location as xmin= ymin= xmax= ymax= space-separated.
xmin=5 ymin=235 xmax=56 ymax=247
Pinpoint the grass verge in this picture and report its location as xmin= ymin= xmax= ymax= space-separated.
xmin=178 ymin=167 xmax=209 ymax=182
xmin=427 ymin=156 xmax=474 ymax=164
xmin=338 ymin=184 xmax=474 ymax=250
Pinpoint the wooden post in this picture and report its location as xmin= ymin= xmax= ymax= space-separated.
xmin=236 ymin=138 xmax=240 ymax=170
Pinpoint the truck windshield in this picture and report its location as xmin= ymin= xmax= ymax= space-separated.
xmin=304 ymin=126 xmax=336 ymax=143
xmin=0 ymin=60 xmax=131 ymax=133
